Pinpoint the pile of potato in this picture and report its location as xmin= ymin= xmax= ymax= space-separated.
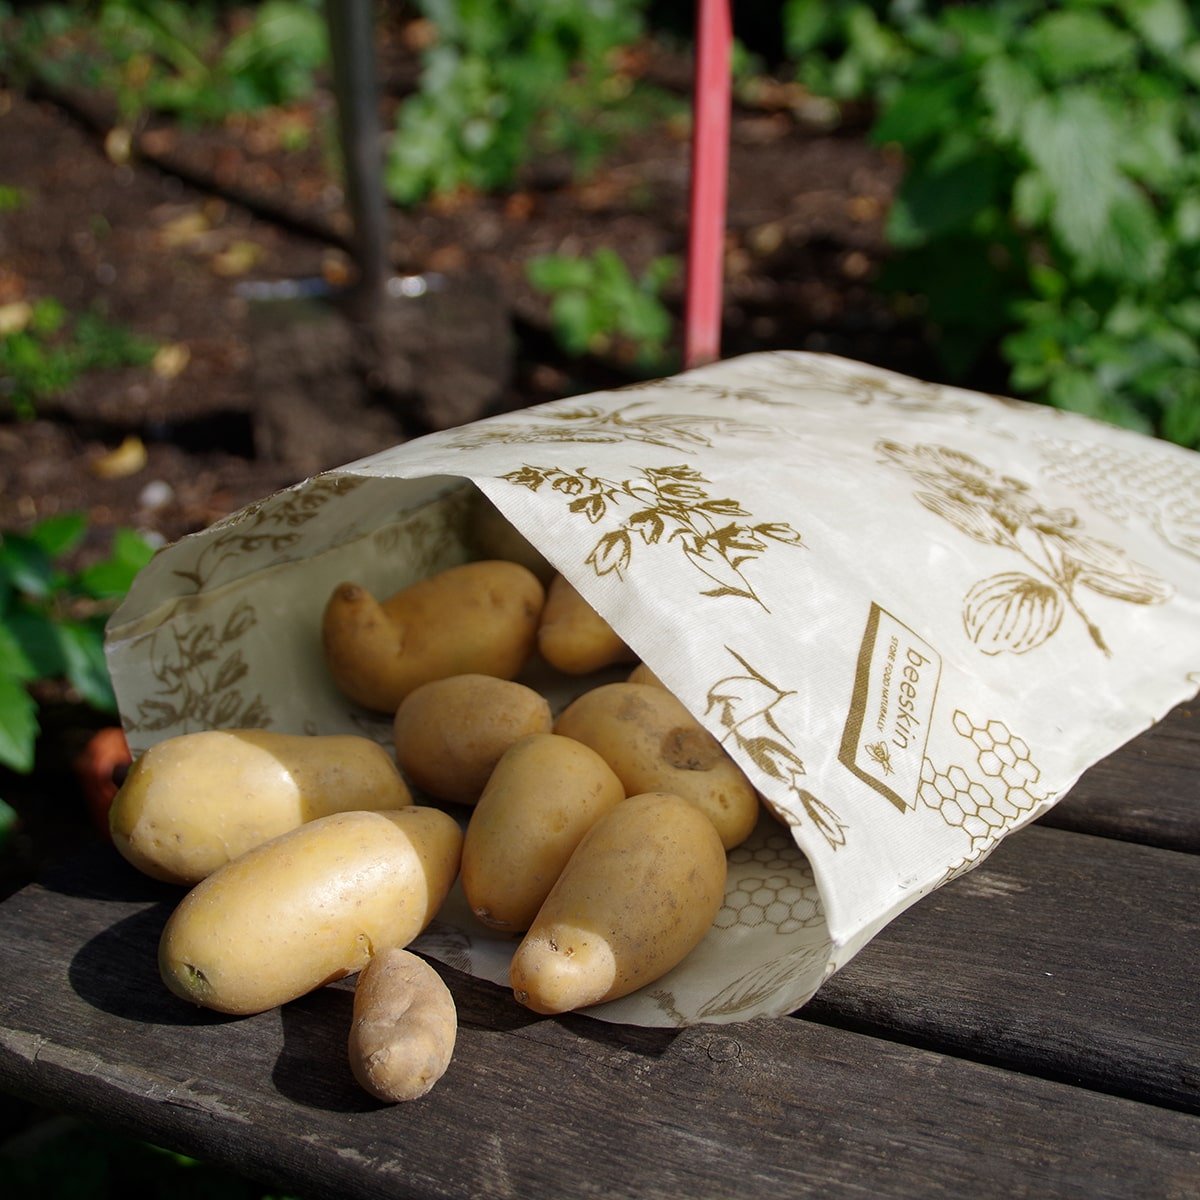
xmin=108 ymin=510 xmax=765 ymax=1103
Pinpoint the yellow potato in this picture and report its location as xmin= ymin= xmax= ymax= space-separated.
xmin=537 ymin=574 xmax=637 ymax=675
xmin=348 ymin=948 xmax=457 ymax=1103
xmin=469 ymin=493 xmax=555 ymax=583
xmin=393 ymin=674 xmax=552 ymax=804
xmin=322 ymin=560 xmax=545 ymax=712
xmin=462 ymin=733 xmax=625 ymax=932
xmin=509 ymin=792 xmax=726 ymax=1014
xmin=553 ymin=682 xmax=759 ymax=850
xmin=109 ymin=730 xmax=412 ymax=886
xmin=627 ymin=662 xmax=667 ymax=690
xmin=159 ymin=808 xmax=462 ymax=1015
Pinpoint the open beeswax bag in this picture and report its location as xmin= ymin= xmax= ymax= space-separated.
xmin=105 ymin=350 xmax=1200 ymax=1025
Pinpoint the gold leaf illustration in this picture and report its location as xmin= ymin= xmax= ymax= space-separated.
xmin=915 ymin=490 xmax=1013 ymax=546
xmin=964 ymin=572 xmax=1064 ymax=655
xmin=696 ymin=946 xmax=829 ymax=1020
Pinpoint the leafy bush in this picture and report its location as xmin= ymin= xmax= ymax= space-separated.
xmin=785 ymin=0 xmax=1200 ymax=446
xmin=0 ymin=514 xmax=154 ymax=778
xmin=2 ymin=0 xmax=327 ymax=126
xmin=527 ymin=248 xmax=678 ymax=367
xmin=0 ymin=298 xmax=158 ymax=420
xmin=387 ymin=0 xmax=669 ymax=204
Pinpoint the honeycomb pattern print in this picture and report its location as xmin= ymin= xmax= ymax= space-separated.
xmin=1036 ymin=437 xmax=1200 ymax=562
xmin=921 ymin=710 xmax=1051 ymax=883
xmin=714 ymin=831 xmax=824 ymax=935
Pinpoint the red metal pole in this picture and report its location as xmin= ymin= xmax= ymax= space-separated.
xmin=684 ymin=0 xmax=733 ymax=368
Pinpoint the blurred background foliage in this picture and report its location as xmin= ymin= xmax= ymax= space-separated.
xmin=3 ymin=0 xmax=1200 ymax=445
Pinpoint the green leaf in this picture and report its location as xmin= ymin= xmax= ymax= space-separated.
xmin=0 ymin=620 xmax=36 ymax=682
xmin=526 ymin=254 xmax=594 ymax=294
xmin=874 ymin=70 xmax=975 ymax=149
xmin=886 ymin=153 xmax=1002 ymax=247
xmin=1089 ymin=184 xmax=1168 ymax=283
xmin=1117 ymin=0 xmax=1192 ymax=55
xmin=1173 ymin=195 xmax=1200 ymax=243
xmin=1023 ymin=11 xmax=1138 ymax=80
xmin=5 ymin=609 xmax=67 ymax=680
xmin=0 ymin=535 xmax=57 ymax=599
xmin=782 ymin=0 xmax=833 ymax=56
xmin=0 ymin=672 xmax=38 ymax=773
xmin=78 ymin=528 xmax=155 ymax=598
xmin=550 ymin=290 xmax=599 ymax=355
xmin=58 ymin=620 xmax=116 ymax=713
xmin=980 ymin=55 xmax=1042 ymax=143
xmin=28 ymin=511 xmax=87 ymax=558
xmin=1018 ymin=88 xmax=1125 ymax=270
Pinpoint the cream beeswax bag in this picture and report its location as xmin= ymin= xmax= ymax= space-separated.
xmin=106 ymin=352 xmax=1200 ymax=1026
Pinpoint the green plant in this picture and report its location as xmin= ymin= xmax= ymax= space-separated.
xmin=0 ymin=514 xmax=154 ymax=786
xmin=0 ymin=298 xmax=157 ymax=420
xmin=1 ymin=0 xmax=327 ymax=126
xmin=527 ymin=248 xmax=678 ymax=368
xmin=386 ymin=0 xmax=671 ymax=205
xmin=785 ymin=0 xmax=1200 ymax=446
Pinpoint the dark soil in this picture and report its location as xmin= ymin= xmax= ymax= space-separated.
xmin=0 ymin=36 xmax=939 ymax=894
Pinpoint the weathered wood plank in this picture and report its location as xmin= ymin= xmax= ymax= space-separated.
xmin=807 ymin=824 xmax=1200 ymax=1112
xmin=1 ymin=850 xmax=1197 ymax=1200
xmin=1039 ymin=701 xmax=1200 ymax=852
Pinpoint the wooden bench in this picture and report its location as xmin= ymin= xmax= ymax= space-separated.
xmin=1 ymin=702 xmax=1197 ymax=1198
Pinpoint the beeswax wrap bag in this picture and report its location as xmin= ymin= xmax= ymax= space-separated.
xmin=105 ymin=352 xmax=1200 ymax=1027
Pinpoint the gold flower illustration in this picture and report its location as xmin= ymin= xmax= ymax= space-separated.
xmin=128 ymin=601 xmax=270 ymax=735
xmin=878 ymin=441 xmax=1172 ymax=656
xmin=501 ymin=464 xmax=802 ymax=609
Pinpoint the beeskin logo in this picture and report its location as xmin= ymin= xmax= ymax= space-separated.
xmin=840 ymin=603 xmax=941 ymax=813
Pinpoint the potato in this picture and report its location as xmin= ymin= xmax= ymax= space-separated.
xmin=109 ymin=730 xmax=412 ymax=886
xmin=462 ymin=733 xmax=625 ymax=932
xmin=348 ymin=948 xmax=457 ymax=1103
xmin=393 ymin=674 xmax=552 ymax=805
xmin=537 ymin=574 xmax=637 ymax=675
xmin=509 ymin=792 xmax=726 ymax=1014
xmin=469 ymin=493 xmax=555 ymax=583
xmin=627 ymin=662 xmax=667 ymax=690
xmin=159 ymin=808 xmax=462 ymax=1015
xmin=322 ymin=561 xmax=545 ymax=712
xmin=553 ymin=682 xmax=759 ymax=850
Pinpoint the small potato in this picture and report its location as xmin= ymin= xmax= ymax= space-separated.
xmin=462 ymin=733 xmax=625 ymax=931
xmin=322 ymin=560 xmax=545 ymax=712
xmin=159 ymin=808 xmax=462 ymax=1015
xmin=537 ymin=574 xmax=637 ymax=675
xmin=110 ymin=730 xmax=412 ymax=885
xmin=554 ymin=682 xmax=759 ymax=850
xmin=510 ymin=792 xmax=727 ymax=1014
xmin=393 ymin=675 xmax=552 ymax=805
xmin=349 ymin=948 xmax=457 ymax=1103
xmin=469 ymin=494 xmax=555 ymax=583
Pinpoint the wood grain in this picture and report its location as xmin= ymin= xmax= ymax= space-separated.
xmin=807 ymin=824 xmax=1200 ymax=1111
xmin=1039 ymin=702 xmax=1200 ymax=852
xmin=1 ymin=851 xmax=1197 ymax=1200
